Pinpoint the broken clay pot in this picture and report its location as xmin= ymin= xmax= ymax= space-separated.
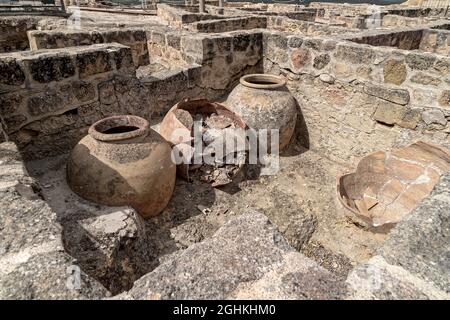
xmin=225 ymin=74 xmax=298 ymax=151
xmin=67 ymin=115 xmax=176 ymax=218
xmin=159 ymin=98 xmax=247 ymax=186
xmin=337 ymin=141 xmax=450 ymax=230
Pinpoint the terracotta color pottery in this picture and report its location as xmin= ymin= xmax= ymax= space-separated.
xmin=67 ymin=115 xmax=176 ymax=218
xmin=225 ymin=74 xmax=298 ymax=151
xmin=337 ymin=141 xmax=450 ymax=230
xmin=159 ymin=98 xmax=246 ymax=185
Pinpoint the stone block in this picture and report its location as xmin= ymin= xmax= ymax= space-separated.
xmin=28 ymin=55 xmax=75 ymax=84
xmin=346 ymin=255 xmax=447 ymax=299
xmin=63 ymin=208 xmax=154 ymax=295
xmin=291 ymin=48 xmax=311 ymax=71
xmin=76 ymin=50 xmax=112 ymax=79
xmin=0 ymin=58 xmax=26 ymax=87
xmin=422 ymin=109 xmax=447 ymax=126
xmin=232 ymin=34 xmax=251 ymax=52
xmin=0 ymin=92 xmax=23 ymax=114
xmin=116 ymin=211 xmax=346 ymax=300
xmin=438 ymin=90 xmax=450 ymax=107
xmin=364 ymin=83 xmax=410 ymax=105
xmin=313 ymin=53 xmax=330 ymax=70
xmin=410 ymin=72 xmax=441 ymax=86
xmin=372 ymin=101 xmax=407 ymax=125
xmin=287 ymin=36 xmax=303 ymax=48
xmin=335 ymin=44 xmax=375 ymax=64
xmin=406 ymin=53 xmax=436 ymax=70
xmin=383 ymin=59 xmax=407 ymax=85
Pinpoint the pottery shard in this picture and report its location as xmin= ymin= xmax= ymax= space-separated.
xmin=383 ymin=59 xmax=407 ymax=85
xmin=174 ymin=109 xmax=194 ymax=131
xmin=385 ymin=157 xmax=424 ymax=182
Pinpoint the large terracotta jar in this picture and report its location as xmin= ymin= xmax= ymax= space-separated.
xmin=225 ymin=74 xmax=298 ymax=151
xmin=67 ymin=115 xmax=176 ymax=218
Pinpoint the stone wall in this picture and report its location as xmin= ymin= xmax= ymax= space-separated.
xmin=1 ymin=29 xmax=264 ymax=160
xmin=157 ymin=4 xmax=224 ymax=28
xmin=263 ymin=31 xmax=450 ymax=165
xmin=419 ymin=29 xmax=450 ymax=55
xmin=266 ymin=16 xmax=359 ymax=36
xmin=146 ymin=29 xmax=263 ymax=91
xmin=349 ymin=29 xmax=424 ymax=50
xmin=28 ymin=28 xmax=150 ymax=67
xmin=0 ymin=16 xmax=60 ymax=53
xmin=184 ymin=16 xmax=267 ymax=33
xmin=0 ymin=43 xmax=145 ymax=159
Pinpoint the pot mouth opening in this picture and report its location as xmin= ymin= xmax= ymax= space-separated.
xmin=89 ymin=115 xmax=149 ymax=142
xmin=240 ymin=74 xmax=286 ymax=89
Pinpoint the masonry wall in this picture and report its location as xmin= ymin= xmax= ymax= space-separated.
xmin=0 ymin=44 xmax=148 ymax=158
xmin=419 ymin=29 xmax=450 ymax=55
xmin=262 ymin=31 xmax=450 ymax=166
xmin=28 ymin=28 xmax=150 ymax=67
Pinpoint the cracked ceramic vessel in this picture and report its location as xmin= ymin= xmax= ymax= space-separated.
xmin=225 ymin=74 xmax=298 ymax=151
xmin=159 ymin=98 xmax=246 ymax=184
xmin=67 ymin=115 xmax=176 ymax=218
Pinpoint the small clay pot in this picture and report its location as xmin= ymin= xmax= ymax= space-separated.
xmin=225 ymin=74 xmax=298 ymax=151
xmin=67 ymin=115 xmax=176 ymax=218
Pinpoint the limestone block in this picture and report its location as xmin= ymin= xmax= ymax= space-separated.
xmin=405 ymin=53 xmax=436 ymax=70
xmin=76 ymin=50 xmax=112 ymax=79
xmin=383 ymin=59 xmax=407 ymax=85
xmin=28 ymin=54 xmax=75 ymax=84
xmin=0 ymin=57 xmax=26 ymax=87
xmin=364 ymin=83 xmax=410 ymax=105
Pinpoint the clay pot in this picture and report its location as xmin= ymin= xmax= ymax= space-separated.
xmin=225 ymin=74 xmax=298 ymax=151
xmin=67 ymin=115 xmax=176 ymax=218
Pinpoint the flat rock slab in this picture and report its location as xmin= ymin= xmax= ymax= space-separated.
xmin=0 ymin=142 xmax=109 ymax=299
xmin=115 ymin=211 xmax=347 ymax=300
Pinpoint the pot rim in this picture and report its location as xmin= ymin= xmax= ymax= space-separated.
xmin=89 ymin=115 xmax=149 ymax=142
xmin=240 ymin=74 xmax=286 ymax=89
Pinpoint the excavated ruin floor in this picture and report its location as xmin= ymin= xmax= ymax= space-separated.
xmin=25 ymin=135 xmax=388 ymax=284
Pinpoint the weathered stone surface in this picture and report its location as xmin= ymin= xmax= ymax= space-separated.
xmin=372 ymin=101 xmax=407 ymax=125
xmin=378 ymin=173 xmax=450 ymax=293
xmin=29 ymin=55 xmax=75 ymax=83
xmin=0 ymin=57 xmax=26 ymax=86
xmin=313 ymin=53 xmax=330 ymax=70
xmin=422 ymin=109 xmax=447 ymax=126
xmin=27 ymin=90 xmax=64 ymax=117
xmin=406 ymin=53 xmax=436 ymax=70
xmin=347 ymin=256 xmax=448 ymax=299
xmin=76 ymin=50 xmax=112 ymax=79
xmin=0 ymin=142 xmax=109 ymax=299
xmin=116 ymin=211 xmax=346 ymax=300
xmin=383 ymin=59 xmax=407 ymax=85
xmin=0 ymin=92 xmax=23 ymax=114
xmin=335 ymin=44 xmax=374 ymax=64
xmin=291 ymin=48 xmax=311 ymax=71
xmin=438 ymin=90 xmax=450 ymax=107
xmin=364 ymin=83 xmax=410 ymax=105
xmin=319 ymin=73 xmax=335 ymax=84
xmin=410 ymin=72 xmax=441 ymax=86
xmin=347 ymin=173 xmax=450 ymax=299
xmin=63 ymin=208 xmax=154 ymax=295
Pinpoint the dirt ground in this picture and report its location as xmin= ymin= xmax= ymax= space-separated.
xmin=25 ymin=136 xmax=389 ymax=281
